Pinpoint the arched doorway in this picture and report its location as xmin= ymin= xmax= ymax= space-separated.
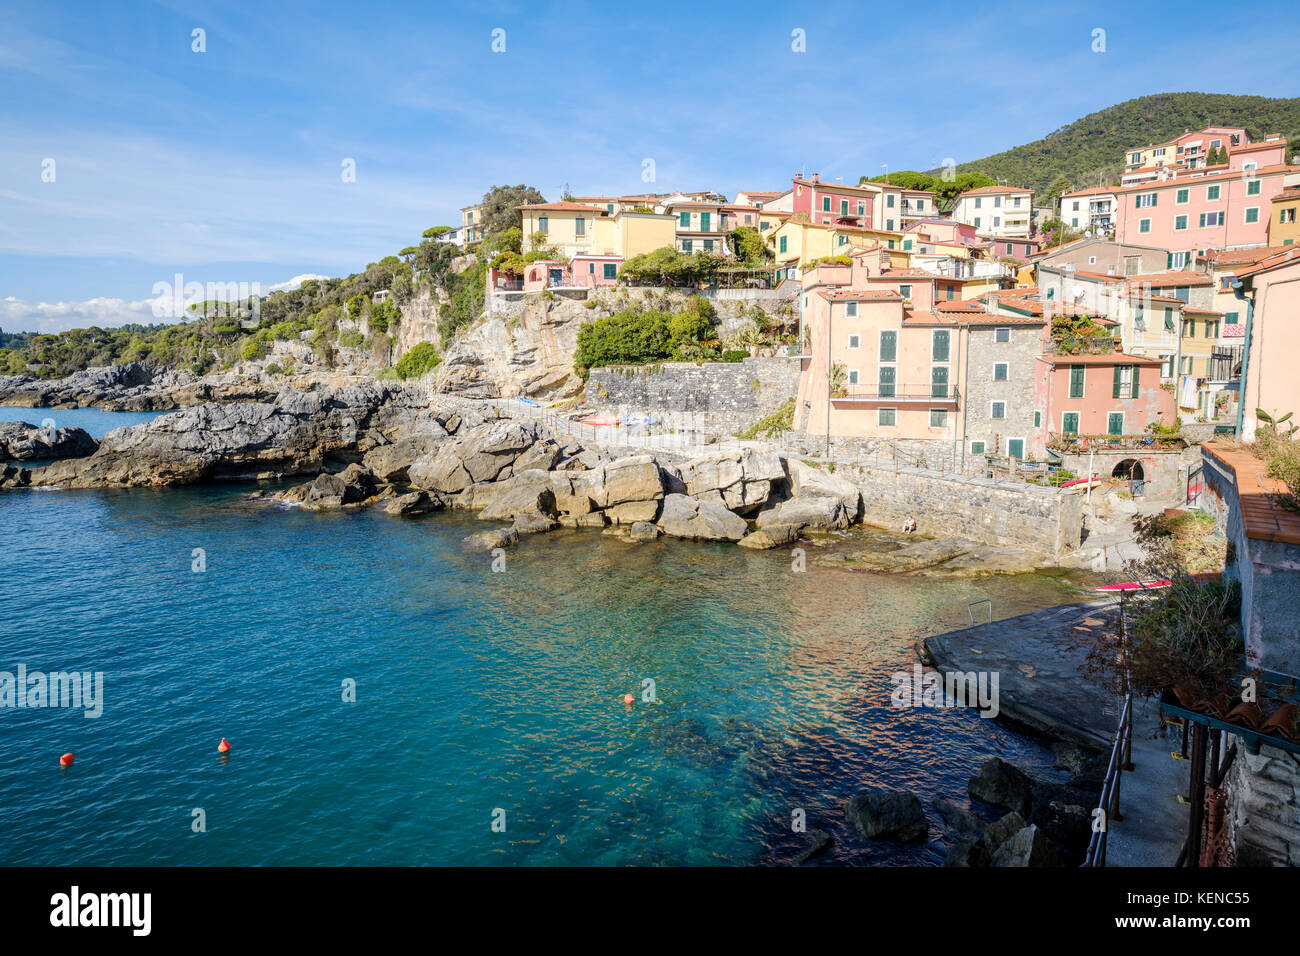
xmin=1113 ymin=458 xmax=1145 ymax=496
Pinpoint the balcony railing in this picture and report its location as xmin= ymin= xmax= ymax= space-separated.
xmin=833 ymin=384 xmax=959 ymax=402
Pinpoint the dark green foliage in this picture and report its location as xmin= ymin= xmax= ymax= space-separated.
xmin=574 ymin=298 xmax=721 ymax=372
xmin=936 ymin=93 xmax=1300 ymax=194
xmin=394 ymin=341 xmax=442 ymax=380
xmin=721 ymin=350 xmax=747 ymax=363
xmin=478 ymin=184 xmax=546 ymax=236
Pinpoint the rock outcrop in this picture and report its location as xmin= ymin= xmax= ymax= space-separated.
xmin=657 ymin=493 xmax=748 ymax=542
xmin=0 ymin=421 xmax=97 ymax=461
xmin=756 ymin=495 xmax=850 ymax=533
xmin=843 ymin=790 xmax=929 ymax=843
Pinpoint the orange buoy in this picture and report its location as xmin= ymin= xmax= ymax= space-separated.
xmin=59 ymin=753 xmax=74 ymax=767
xmin=217 ymin=737 xmax=230 ymax=754
xmin=623 ymin=694 xmax=635 ymax=706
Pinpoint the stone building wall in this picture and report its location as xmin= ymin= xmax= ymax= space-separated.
xmin=1224 ymin=743 xmax=1300 ymax=866
xmin=964 ymin=324 xmax=1042 ymax=458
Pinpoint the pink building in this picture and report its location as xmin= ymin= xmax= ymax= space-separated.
xmin=789 ymin=174 xmax=877 ymax=229
xmin=1114 ymin=163 xmax=1298 ymax=252
xmin=1031 ymin=353 xmax=1176 ymax=456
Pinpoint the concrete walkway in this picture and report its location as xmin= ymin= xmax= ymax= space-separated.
xmin=1104 ymin=700 xmax=1190 ymax=867
xmin=923 ymin=599 xmax=1189 ymax=866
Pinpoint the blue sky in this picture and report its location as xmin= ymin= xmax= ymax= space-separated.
xmin=2 ymin=0 xmax=1298 ymax=332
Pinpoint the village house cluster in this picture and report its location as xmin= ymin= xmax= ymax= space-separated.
xmin=441 ymin=124 xmax=1299 ymax=463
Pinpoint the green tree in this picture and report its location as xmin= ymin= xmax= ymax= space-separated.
xmin=479 ymin=184 xmax=547 ymax=236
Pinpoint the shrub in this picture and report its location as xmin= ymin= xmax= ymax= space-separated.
xmin=240 ymin=338 xmax=267 ymax=362
xmin=736 ymin=397 xmax=796 ymax=440
xmin=394 ymin=342 xmax=442 ymax=380
xmin=721 ymin=350 xmax=747 ymax=363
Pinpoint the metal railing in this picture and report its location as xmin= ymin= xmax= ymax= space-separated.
xmin=834 ymin=384 xmax=959 ymax=401
xmin=1083 ymin=692 xmax=1134 ymax=867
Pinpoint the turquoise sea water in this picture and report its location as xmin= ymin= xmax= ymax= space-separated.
xmin=0 ymin=411 xmax=1087 ymax=866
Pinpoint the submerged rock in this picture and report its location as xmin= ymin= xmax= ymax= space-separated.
xmin=968 ymin=757 xmax=1036 ymax=817
xmin=462 ymin=526 xmax=518 ymax=551
xmin=843 ymin=790 xmax=929 ymax=842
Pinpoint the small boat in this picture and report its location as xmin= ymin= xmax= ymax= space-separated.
xmin=517 ymin=397 xmax=539 ymax=407
xmin=1060 ymin=476 xmax=1103 ymax=489
xmin=622 ymin=414 xmax=657 ymax=426
xmin=1095 ymin=579 xmax=1173 ymax=592
xmin=579 ymin=416 xmax=620 ymax=426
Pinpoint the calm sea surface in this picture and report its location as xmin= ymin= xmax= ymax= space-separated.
xmin=0 ymin=409 xmax=1088 ymax=865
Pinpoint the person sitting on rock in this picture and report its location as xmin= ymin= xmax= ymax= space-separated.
xmin=901 ymin=515 xmax=917 ymax=534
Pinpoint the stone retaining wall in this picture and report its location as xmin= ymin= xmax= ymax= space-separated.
xmin=587 ymin=356 xmax=800 ymax=432
xmin=1224 ymin=743 xmax=1300 ymax=866
xmin=835 ymin=460 xmax=1083 ymax=556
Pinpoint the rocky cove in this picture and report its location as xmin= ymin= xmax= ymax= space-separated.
xmin=0 ymin=372 xmax=1080 ymax=579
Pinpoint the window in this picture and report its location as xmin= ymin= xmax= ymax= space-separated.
xmin=1112 ymin=365 xmax=1139 ymax=399
xmin=607 ymin=203 xmax=615 ymax=214
xmin=847 ymin=333 xmax=860 ymax=347
xmin=1071 ymin=218 xmax=1079 ymax=228
xmin=932 ymin=329 xmax=950 ymax=362
xmin=902 ymin=240 xmax=912 ymax=251
xmin=603 ymin=263 xmax=617 ymax=280
xmin=1007 ymin=438 xmax=1024 ymax=460
xmin=973 ymin=217 xmax=981 ymax=228
xmin=703 ymin=239 xmax=714 ymax=252
xmin=1107 ymin=412 xmax=1124 ymax=436
xmin=1014 ymin=197 xmax=1022 ymax=207
xmin=700 ymin=212 xmax=710 ymax=232
xmin=1282 ymin=209 xmax=1297 ymax=224
xmin=1245 ymin=207 xmax=1259 ymax=224
xmin=1182 ymin=319 xmax=1195 ymax=338
xmin=1034 ymin=411 xmax=1042 ymax=428
xmin=991 ymin=401 xmax=1006 ymax=419
xmin=1207 ymin=185 xmax=1221 ymax=201
xmin=930 ymin=409 xmax=948 ymax=428
xmin=847 ymin=369 xmax=859 ymax=385
xmin=840 ymin=200 xmax=849 ymax=216
xmin=879 ymin=330 xmax=897 ymax=362
xmin=887 ymin=194 xmax=895 ymax=208
xmin=899 ymin=283 xmax=912 ymax=299
xmin=857 ymin=201 xmax=866 ymax=216
xmin=993 ymin=362 xmax=1008 ymax=381
xmin=1175 ymin=215 xmax=1188 ymax=230
xmin=970 ymin=440 xmax=986 ymax=454
xmin=575 ymin=216 xmax=585 ymax=236
xmin=1062 ymin=411 xmax=1080 ymax=435
xmin=1247 ymin=179 xmax=1261 ymax=196
xmin=916 ymin=199 xmax=925 ymax=210
xmin=878 ymin=408 xmax=896 ymax=426
xmin=1069 ymin=364 xmax=1085 ymax=398
xmin=995 ymin=327 xmax=1010 ymax=343
xmin=1124 ymin=256 xmax=1140 ymax=275
xmin=994 ymin=196 xmax=1002 ymax=208
xmin=1176 ymin=188 xmax=1189 ymax=204
xmin=993 ymin=216 xmax=1001 ymax=227
xmin=1163 ymin=307 xmax=1175 ymax=330
xmin=886 ymin=219 xmax=895 ymax=231
xmin=779 ymin=236 xmax=787 ymax=253
xmin=976 ymin=197 xmax=983 ymax=209
xmin=1161 ymin=355 xmax=1174 ymax=377
xmin=931 ymin=366 xmax=949 ymax=398
xmin=679 ymin=211 xmax=690 ymax=227
xmin=822 ymin=197 xmax=831 ymax=212
xmin=878 ymin=366 xmax=896 ymax=398
xmin=838 ymin=234 xmax=847 ymax=246
xmin=1139 ymin=219 xmax=1151 ymax=234
xmin=1005 ymin=243 xmax=1013 ymax=254
xmin=845 ymin=301 xmax=858 ymax=318
xmin=538 ymin=215 xmax=549 ymax=233
xmin=682 ymin=240 xmax=693 ymax=253
xmin=1137 ymin=193 xmax=1158 ymax=208
xmin=1200 ymin=211 xmax=1224 ymax=227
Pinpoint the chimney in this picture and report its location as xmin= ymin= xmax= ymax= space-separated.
xmin=811 ymin=173 xmax=820 ymax=183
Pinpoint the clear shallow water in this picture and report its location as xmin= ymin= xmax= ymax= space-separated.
xmin=0 ymin=405 xmax=166 ymax=439
xmin=0 ymin=416 xmax=1090 ymax=866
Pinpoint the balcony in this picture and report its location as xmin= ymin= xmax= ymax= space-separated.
xmin=1050 ymin=334 xmax=1120 ymax=356
xmin=832 ymin=384 xmax=959 ymax=405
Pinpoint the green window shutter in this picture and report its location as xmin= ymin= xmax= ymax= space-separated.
xmin=1069 ymin=365 xmax=1084 ymax=398
xmin=779 ymin=236 xmax=787 ymax=253
xmin=1108 ymin=413 xmax=1124 ymax=436
xmin=931 ymin=366 xmax=949 ymax=398
xmin=679 ymin=211 xmax=689 ymax=227
xmin=880 ymin=331 xmax=897 ymax=362
xmin=1199 ymin=213 xmax=1206 ymax=227
xmin=1112 ymin=364 xmax=1122 ymax=399
xmin=1248 ymin=180 xmax=1260 ymax=195
xmin=1151 ymin=193 xmax=1157 ymax=206
xmin=932 ymin=330 xmax=950 ymax=362
xmin=1130 ymin=365 xmax=1139 ymax=398
xmin=700 ymin=212 xmax=710 ymax=231
xmin=1063 ymin=412 xmax=1079 ymax=435
xmin=1166 ymin=252 xmax=1172 ymax=268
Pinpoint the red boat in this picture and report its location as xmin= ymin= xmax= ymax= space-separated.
xmin=578 ymin=416 xmax=620 ymax=426
xmin=1095 ymin=579 xmax=1173 ymax=592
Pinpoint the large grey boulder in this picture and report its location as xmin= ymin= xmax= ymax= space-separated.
xmin=409 ymin=419 xmax=545 ymax=493
xmin=0 ymin=421 xmax=97 ymax=461
xmin=788 ymin=459 xmax=861 ymax=519
xmin=843 ymin=790 xmax=929 ymax=842
xmin=657 ymin=493 xmax=748 ymax=542
xmin=989 ymin=824 xmax=1061 ymax=867
xmin=384 ymin=491 xmax=442 ymax=516
xmin=479 ymin=478 xmax=558 ymax=522
xmin=737 ymin=524 xmax=800 ymax=549
xmin=575 ymin=454 xmax=665 ymax=509
xmin=756 ymin=495 xmax=849 ymax=533
xmin=968 ymin=757 xmax=1036 ymax=817
xmin=678 ymin=448 xmax=787 ymax=514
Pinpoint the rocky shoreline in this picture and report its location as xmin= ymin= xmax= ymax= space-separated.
xmin=0 ymin=369 xmax=1069 ymax=576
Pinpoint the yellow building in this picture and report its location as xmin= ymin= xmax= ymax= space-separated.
xmin=518 ymin=202 xmax=611 ymax=258
xmin=461 ymin=204 xmax=484 ymax=245
xmin=768 ymin=219 xmax=907 ymax=270
xmin=1272 ymin=186 xmax=1300 ymax=246
xmin=589 ymin=211 xmax=678 ymax=259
